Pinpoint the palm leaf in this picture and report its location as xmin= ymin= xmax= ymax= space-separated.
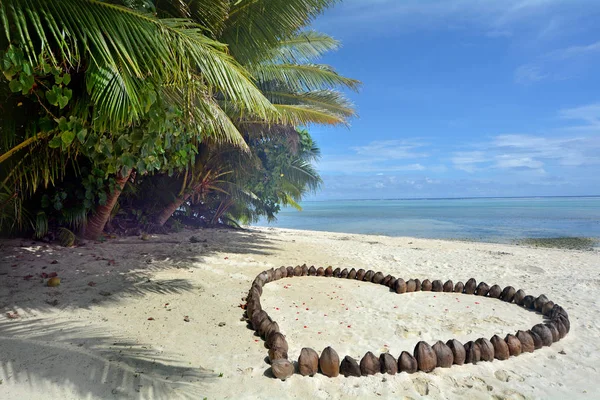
xmin=252 ymin=63 xmax=361 ymax=92
xmin=267 ymin=31 xmax=340 ymax=64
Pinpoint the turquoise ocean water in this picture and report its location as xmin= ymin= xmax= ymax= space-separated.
xmin=256 ymin=197 xmax=600 ymax=243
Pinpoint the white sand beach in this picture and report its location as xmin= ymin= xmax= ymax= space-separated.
xmin=0 ymin=227 xmax=598 ymax=399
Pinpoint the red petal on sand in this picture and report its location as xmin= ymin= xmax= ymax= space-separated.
xmin=147 ymin=317 xmax=155 ymax=320
xmin=466 ymin=306 xmax=470 ymax=308
xmin=394 ymin=306 xmax=398 ymax=309
xmin=318 ymin=332 xmax=322 ymax=334
xmin=48 ymin=272 xmax=58 ymax=278
xmin=306 ymin=308 xmax=309 ymax=310
xmin=347 ymin=325 xmax=351 ymax=328
xmin=474 ymin=302 xmax=480 ymax=305
xmin=254 ymin=340 xmax=259 ymax=342
xmin=224 ymin=257 xmax=229 ymax=260
xmin=324 ymin=314 xmax=328 ymax=317
xmin=304 ymin=326 xmax=307 ymax=328
xmin=275 ymin=308 xmax=279 ymax=310
xmin=41 ymin=273 xmax=48 ymax=278
xmin=433 ymin=296 xmax=437 ymax=298
xmin=295 ymin=318 xmax=298 ymax=321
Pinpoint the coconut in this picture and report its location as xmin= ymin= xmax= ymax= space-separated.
xmin=551 ymin=319 xmax=568 ymax=339
xmin=317 ymin=267 xmax=325 ymax=276
xmin=348 ymin=268 xmax=357 ymax=279
xmin=266 ymin=332 xmax=288 ymax=351
xmin=262 ymin=320 xmax=280 ymax=340
xmin=476 ymin=338 xmax=495 ymax=361
xmin=398 ymin=351 xmax=418 ymax=374
xmin=387 ymin=276 xmax=397 ymax=288
xmin=545 ymin=323 xmax=560 ymax=343
xmin=475 ymin=282 xmax=490 ymax=296
xmin=513 ymin=289 xmax=526 ymax=306
xmin=500 ymin=286 xmax=516 ymax=302
xmin=269 ymin=346 xmax=288 ymax=363
xmin=372 ymin=272 xmax=385 ymax=284
xmin=414 ymin=341 xmax=437 ymax=372
xmin=542 ymin=301 xmax=555 ymax=316
xmin=257 ymin=316 xmax=273 ymax=337
xmin=364 ymin=270 xmax=375 ymax=282
xmin=325 ymin=266 xmax=333 ymax=277
xmin=298 ymin=348 xmax=319 ymax=376
xmin=414 ymin=279 xmax=422 ymax=291
xmin=359 ymin=351 xmax=381 ymax=376
xmin=308 ymin=266 xmax=317 ymax=276
xmin=251 ymin=310 xmax=268 ymax=330
xmin=431 ymin=280 xmax=443 ymax=292
xmin=286 ymin=266 xmax=294 ymax=277
xmin=549 ymin=304 xmax=569 ymax=321
xmin=395 ymin=278 xmax=407 ymax=294
xmin=464 ymin=278 xmax=477 ymax=294
xmin=274 ymin=268 xmax=283 ymax=281
xmin=279 ymin=266 xmax=288 ymax=278
xmin=505 ymin=334 xmax=522 ymax=356
xmin=443 ymin=280 xmax=454 ymax=292
xmin=490 ymin=335 xmax=509 ymax=360
xmin=432 ymin=341 xmax=453 ymax=368
xmin=271 ymin=359 xmax=294 ymax=380
xmin=340 ymin=356 xmax=361 ymax=377
xmin=302 ymin=265 xmax=309 ymax=276
xmin=319 ymin=347 xmax=340 ymax=378
xmin=406 ymin=279 xmax=417 ymax=292
xmin=446 ymin=339 xmax=466 ymax=365
xmin=333 ymin=267 xmax=341 ymax=278
xmin=531 ymin=324 xmax=553 ymax=347
xmin=488 ymin=285 xmax=502 ymax=299
xmin=340 ymin=268 xmax=349 ymax=278
xmin=421 ymin=279 xmax=432 ymax=291
xmin=379 ymin=353 xmax=398 ymax=375
xmin=516 ymin=330 xmax=535 ymax=353
xmin=356 ymin=269 xmax=366 ymax=280
xmin=534 ymin=294 xmax=549 ymax=312
xmin=382 ymin=275 xmax=393 ymax=286
xmin=464 ymin=341 xmax=481 ymax=364
xmin=528 ymin=329 xmax=543 ymax=350
xmin=522 ymin=295 xmax=536 ymax=310
xmin=294 ymin=266 xmax=303 ymax=276
xmin=454 ymin=281 xmax=465 ymax=294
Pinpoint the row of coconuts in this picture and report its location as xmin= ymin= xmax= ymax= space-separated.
xmin=245 ymin=264 xmax=570 ymax=380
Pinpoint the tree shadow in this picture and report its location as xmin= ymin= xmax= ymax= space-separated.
xmin=0 ymin=318 xmax=215 ymax=399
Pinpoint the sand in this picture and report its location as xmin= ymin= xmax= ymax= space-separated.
xmin=0 ymin=227 xmax=598 ymax=399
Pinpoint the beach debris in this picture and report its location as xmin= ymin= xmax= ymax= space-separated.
xmin=348 ymin=268 xmax=357 ymax=279
xmin=475 ymin=282 xmax=490 ymax=296
xmin=359 ymin=352 xmax=380 ymax=376
xmin=500 ymin=286 xmax=516 ymax=302
xmin=379 ymin=353 xmax=397 ymax=375
xmin=271 ymin=359 xmax=294 ymax=380
xmin=514 ymin=289 xmax=526 ymax=305
xmin=340 ymin=355 xmax=361 ymax=377
xmin=298 ymin=348 xmax=319 ymax=376
xmin=398 ymin=351 xmax=418 ymax=373
xmin=421 ymin=279 xmax=432 ymax=291
xmin=147 ymin=317 xmax=155 ymax=321
xmin=464 ymin=278 xmax=477 ymax=294
xmin=372 ymin=272 xmax=385 ymax=284
xmin=476 ymin=338 xmax=495 ymax=361
xmin=406 ymin=279 xmax=417 ymax=292
xmin=268 ymin=347 xmax=288 ymax=363
xmin=432 ymin=280 xmax=443 ymax=292
xmin=218 ymin=321 xmax=226 ymax=327
xmin=464 ymin=341 xmax=481 ymax=364
xmin=488 ymin=284 xmax=502 ymax=298
xmin=414 ymin=341 xmax=437 ymax=372
xmin=491 ymin=335 xmax=510 ymax=360
xmin=394 ymin=278 xmax=407 ymax=294
xmin=516 ymin=330 xmax=535 ymax=353
xmin=443 ymin=280 xmax=454 ymax=292
xmin=505 ymin=334 xmax=522 ymax=356
xmin=319 ymin=346 xmax=340 ymax=377
xmin=453 ymin=281 xmax=464 ymax=294
xmin=446 ymin=339 xmax=466 ymax=365
xmin=45 ymin=299 xmax=59 ymax=306
xmin=531 ymin=324 xmax=553 ymax=347
xmin=87 ymin=281 xmax=96 ymax=287
xmin=6 ymin=312 xmax=19 ymax=319
xmin=47 ymin=277 xmax=61 ymax=287
xmin=432 ymin=341 xmax=453 ymax=368
xmin=184 ymin=316 xmax=190 ymax=322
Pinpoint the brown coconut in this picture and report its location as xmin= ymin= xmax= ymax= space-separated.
xmin=317 ymin=267 xmax=325 ymax=276
xmin=421 ymin=279 xmax=432 ymax=291
xmin=542 ymin=301 xmax=555 ymax=316
xmin=398 ymin=351 xmax=418 ymax=374
xmin=308 ymin=266 xmax=317 ymax=276
xmin=549 ymin=304 xmax=569 ymax=320
xmin=340 ymin=268 xmax=349 ymax=278
xmin=551 ymin=319 xmax=568 ymax=339
xmin=271 ymin=358 xmax=294 ymax=380
xmin=432 ymin=341 xmax=453 ymax=368
xmin=516 ymin=330 xmax=535 ymax=353
xmin=274 ymin=268 xmax=283 ymax=281
xmin=348 ymin=268 xmax=357 ymax=279
xmin=257 ymin=316 xmax=273 ymax=337
xmin=387 ymin=276 xmax=397 ymax=288
xmin=298 ymin=347 xmax=319 ymax=376
xmin=414 ymin=341 xmax=437 ymax=372
xmin=523 ymin=295 xmax=536 ymax=310
xmin=454 ymin=281 xmax=465 ymax=293
xmin=340 ymin=356 xmax=361 ymax=377
xmin=382 ymin=274 xmax=393 ymax=286
xmin=325 ymin=266 xmax=333 ymax=277
xmin=514 ymin=289 xmax=526 ymax=306
xmin=269 ymin=346 xmax=288 ymax=363
xmin=476 ymin=338 xmax=495 ymax=361
xmin=531 ymin=324 xmax=553 ymax=347
xmin=333 ymin=267 xmax=341 ymax=278
xmin=319 ymin=347 xmax=340 ymax=377
xmin=287 ymin=266 xmax=294 ymax=277
xmin=302 ymin=265 xmax=309 ymax=275
xmin=432 ymin=280 xmax=443 ymax=292
xmin=279 ymin=266 xmax=288 ymax=278
xmin=443 ymin=280 xmax=454 ymax=292
xmin=490 ymin=335 xmax=510 ymax=360
xmin=500 ymin=286 xmax=516 ymax=302
xmin=359 ymin=351 xmax=381 ymax=376
xmin=534 ymin=294 xmax=549 ymax=312
xmin=464 ymin=278 xmax=477 ymax=294
xmin=395 ymin=278 xmax=407 ymax=294
xmin=475 ymin=282 xmax=490 ymax=296
xmin=414 ymin=279 xmax=422 ymax=291
xmin=251 ymin=310 xmax=268 ymax=330
xmin=266 ymin=332 xmax=288 ymax=351
xmin=528 ymin=329 xmax=543 ymax=350
xmin=364 ymin=270 xmax=375 ymax=282
xmin=505 ymin=334 xmax=522 ymax=356
xmin=446 ymin=339 xmax=466 ymax=365
xmin=294 ymin=266 xmax=303 ymax=276
xmin=379 ymin=353 xmax=398 ymax=375
xmin=488 ymin=285 xmax=502 ymax=299
xmin=262 ymin=320 xmax=280 ymax=340
xmin=372 ymin=272 xmax=385 ymax=284
xmin=406 ymin=279 xmax=417 ymax=292
xmin=545 ymin=323 xmax=560 ymax=343
xmin=356 ymin=269 xmax=366 ymax=280
xmin=464 ymin=341 xmax=481 ymax=364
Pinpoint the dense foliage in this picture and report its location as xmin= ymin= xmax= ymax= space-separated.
xmin=0 ymin=0 xmax=358 ymax=240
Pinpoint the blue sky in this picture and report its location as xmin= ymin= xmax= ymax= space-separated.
xmin=304 ymin=0 xmax=600 ymax=200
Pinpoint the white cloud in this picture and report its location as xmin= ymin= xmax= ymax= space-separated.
xmin=351 ymin=140 xmax=429 ymax=159
xmin=514 ymin=65 xmax=548 ymax=84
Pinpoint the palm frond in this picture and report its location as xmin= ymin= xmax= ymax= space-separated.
xmin=265 ymin=90 xmax=356 ymax=118
xmin=252 ymin=63 xmax=361 ymax=92
xmin=267 ymin=31 xmax=340 ymax=64
xmin=272 ymin=104 xmax=348 ymax=126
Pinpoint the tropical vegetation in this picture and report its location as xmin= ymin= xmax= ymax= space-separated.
xmin=0 ymin=0 xmax=359 ymax=241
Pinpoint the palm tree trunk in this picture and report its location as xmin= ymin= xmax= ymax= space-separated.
xmin=83 ymin=170 xmax=131 ymax=240
xmin=155 ymin=193 xmax=192 ymax=226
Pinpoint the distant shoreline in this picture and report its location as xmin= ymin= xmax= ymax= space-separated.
xmin=302 ymin=195 xmax=600 ymax=202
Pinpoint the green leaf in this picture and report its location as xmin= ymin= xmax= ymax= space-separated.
xmin=77 ymin=129 xmax=88 ymax=143
xmin=55 ymin=75 xmax=63 ymax=85
xmin=61 ymin=130 xmax=75 ymax=145
xmin=63 ymin=88 xmax=72 ymax=100
xmin=58 ymin=95 xmax=69 ymax=109
xmin=48 ymin=136 xmax=62 ymax=148
xmin=8 ymin=79 xmax=22 ymax=93
xmin=62 ymin=73 xmax=71 ymax=85
xmin=22 ymin=62 xmax=32 ymax=75
xmin=57 ymin=117 xmax=68 ymax=131
xmin=42 ymin=63 xmax=52 ymax=74
xmin=46 ymin=90 xmax=58 ymax=105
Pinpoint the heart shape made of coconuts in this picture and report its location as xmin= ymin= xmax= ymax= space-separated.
xmin=245 ymin=265 xmax=570 ymax=380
